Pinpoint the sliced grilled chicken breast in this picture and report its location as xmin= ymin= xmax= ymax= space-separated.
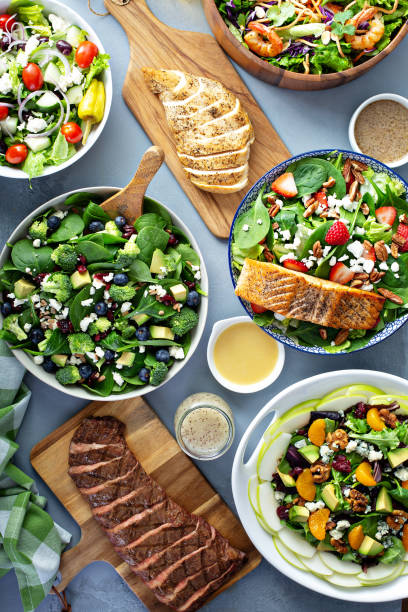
xmin=142 ymin=68 xmax=254 ymax=194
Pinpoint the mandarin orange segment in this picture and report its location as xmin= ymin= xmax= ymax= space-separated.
xmin=308 ymin=418 xmax=326 ymax=447
xmin=308 ymin=507 xmax=330 ymax=541
xmin=366 ymin=407 xmax=385 ymax=431
xmin=348 ymin=524 xmax=364 ymax=550
xmin=295 ymin=468 xmax=316 ymax=501
xmin=402 ymin=480 xmax=408 ymax=490
xmin=355 ymin=461 xmax=377 ymax=487
xmin=403 ymin=524 xmax=408 ymax=553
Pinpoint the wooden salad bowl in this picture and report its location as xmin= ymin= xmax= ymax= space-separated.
xmin=202 ymin=0 xmax=408 ymax=90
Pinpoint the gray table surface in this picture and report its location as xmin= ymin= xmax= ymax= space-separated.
xmin=1 ymin=1 xmax=408 ymax=610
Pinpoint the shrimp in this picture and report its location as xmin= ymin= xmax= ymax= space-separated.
xmin=244 ymin=22 xmax=283 ymax=58
xmin=345 ymin=7 xmax=385 ymax=50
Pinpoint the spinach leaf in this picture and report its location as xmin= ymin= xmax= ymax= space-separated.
xmin=289 ymin=157 xmax=346 ymax=198
xmin=171 ymin=225 xmax=190 ymax=244
xmin=181 ymin=331 xmax=192 ymax=357
xmin=176 ymin=244 xmax=201 ymax=267
xmin=127 ymin=292 xmax=174 ymax=320
xmin=19 ymin=304 xmax=39 ymax=330
xmin=134 ymin=213 xmax=167 ymax=232
xmin=136 ymin=226 xmax=169 ymax=264
xmin=83 ymin=365 xmax=114 ymax=396
xmin=42 ymin=329 xmax=69 ymax=356
xmin=273 ymin=208 xmax=298 ymax=236
xmin=70 ymin=285 xmax=103 ymax=331
xmin=379 ymin=537 xmax=405 ymax=565
xmin=65 ymin=194 xmax=102 ymax=208
xmin=117 ymin=339 xmax=179 ymax=352
xmin=292 ymin=162 xmax=326 ymax=197
xmin=76 ymin=241 xmax=115 ymax=263
xmin=299 ymin=221 xmax=332 ymax=260
xmin=11 ymin=239 xmax=53 ymax=274
xmin=128 ymin=260 xmax=156 ymax=284
xmin=389 ymin=483 xmax=408 ymax=509
xmin=101 ymin=332 xmax=126 ymax=351
xmin=143 ymin=196 xmax=172 ymax=225
xmin=234 ymin=187 xmax=270 ymax=248
xmin=48 ymin=213 xmax=85 ymax=242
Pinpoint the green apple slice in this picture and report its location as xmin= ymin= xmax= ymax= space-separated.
xmin=319 ymin=385 xmax=383 ymax=404
xmin=277 ymin=526 xmax=316 ymax=558
xmin=297 ymin=552 xmax=333 ymax=576
xmin=326 ymin=572 xmax=361 ymax=588
xmin=358 ymin=562 xmax=404 ymax=584
xmin=369 ymin=394 xmax=408 ymax=415
xmin=256 ymin=512 xmax=276 ymax=535
xmin=257 ymin=432 xmax=291 ymax=481
xmin=318 ymin=552 xmax=360 ymax=575
xmin=315 ymin=395 xmax=367 ymax=413
xmin=257 ymin=482 xmax=283 ymax=532
xmin=274 ymin=536 xmax=306 ymax=570
xmin=264 ymin=400 xmax=318 ymax=441
xmin=248 ymin=475 xmax=260 ymax=515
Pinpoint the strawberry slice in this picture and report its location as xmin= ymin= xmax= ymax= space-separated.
xmin=315 ymin=190 xmax=328 ymax=208
xmin=397 ymin=223 xmax=408 ymax=252
xmin=271 ymin=172 xmax=298 ymax=198
xmin=329 ymin=262 xmax=354 ymax=285
xmin=283 ymin=259 xmax=309 ymax=273
xmin=325 ymin=221 xmax=350 ymax=246
xmin=251 ymin=303 xmax=267 ymax=314
xmin=362 ymin=244 xmax=376 ymax=261
xmin=375 ymin=206 xmax=397 ymax=226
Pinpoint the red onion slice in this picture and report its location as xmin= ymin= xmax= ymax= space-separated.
xmin=10 ymin=21 xmax=26 ymax=42
xmin=55 ymin=87 xmax=71 ymax=124
xmin=5 ymin=14 xmax=17 ymax=33
xmin=0 ymin=102 xmax=15 ymax=108
xmin=18 ymin=89 xmax=46 ymax=123
xmin=17 ymin=83 xmax=23 ymax=106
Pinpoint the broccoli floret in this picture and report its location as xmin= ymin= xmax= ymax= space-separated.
xmin=104 ymin=221 xmax=122 ymax=238
xmin=170 ymin=307 xmax=198 ymax=336
xmin=28 ymin=218 xmax=48 ymax=241
xmin=3 ymin=313 xmax=27 ymax=341
xmin=68 ymin=333 xmax=95 ymax=354
xmin=56 ymin=365 xmax=81 ymax=385
xmin=149 ymin=361 xmax=168 ymax=386
xmin=42 ymin=272 xmax=73 ymax=302
xmin=114 ymin=319 xmax=135 ymax=339
xmin=109 ymin=284 xmax=136 ymax=303
xmin=88 ymin=317 xmax=112 ymax=336
xmin=51 ymin=244 xmax=77 ymax=272
xmin=115 ymin=235 xmax=140 ymax=267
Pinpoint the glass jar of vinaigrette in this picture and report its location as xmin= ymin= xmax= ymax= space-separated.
xmin=174 ymin=393 xmax=235 ymax=460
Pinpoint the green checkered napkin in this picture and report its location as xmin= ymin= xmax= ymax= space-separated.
xmin=0 ymin=340 xmax=71 ymax=612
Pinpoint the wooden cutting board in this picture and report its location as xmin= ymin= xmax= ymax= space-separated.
xmin=30 ymin=397 xmax=261 ymax=611
xmin=104 ymin=0 xmax=290 ymax=239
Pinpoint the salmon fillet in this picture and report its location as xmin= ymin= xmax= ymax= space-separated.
xmin=235 ymin=259 xmax=385 ymax=330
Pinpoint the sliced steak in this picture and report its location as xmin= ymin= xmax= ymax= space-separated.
xmin=69 ymin=416 xmax=246 ymax=612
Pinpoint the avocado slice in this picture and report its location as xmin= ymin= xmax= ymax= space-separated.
xmin=288 ymin=505 xmax=310 ymax=523
xmin=376 ymin=486 xmax=393 ymax=513
xmin=150 ymin=325 xmax=175 ymax=341
xmin=321 ymin=483 xmax=340 ymax=511
xmin=132 ymin=313 xmax=150 ymax=326
xmin=150 ymin=249 xmax=167 ymax=274
xmin=298 ymin=444 xmax=320 ymax=464
xmin=116 ymin=351 xmax=135 ymax=367
xmin=170 ymin=283 xmax=187 ymax=302
xmin=71 ymin=270 xmax=91 ymax=290
xmin=14 ymin=278 xmax=36 ymax=299
xmin=358 ymin=535 xmax=384 ymax=557
xmin=277 ymin=468 xmax=295 ymax=488
xmin=51 ymin=354 xmax=68 ymax=367
xmin=388 ymin=447 xmax=408 ymax=468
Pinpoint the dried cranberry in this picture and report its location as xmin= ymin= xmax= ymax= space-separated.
xmin=122 ymin=225 xmax=136 ymax=238
xmin=332 ymin=455 xmax=351 ymax=473
xmin=185 ymin=280 xmax=195 ymax=290
xmin=297 ymin=428 xmax=307 ymax=436
xmin=94 ymin=273 xmax=105 ymax=281
xmin=57 ymin=320 xmax=73 ymax=334
xmin=107 ymin=310 xmax=114 ymax=321
xmin=354 ymin=402 xmax=368 ymax=419
xmin=289 ymin=466 xmax=303 ymax=478
xmin=167 ymin=233 xmax=179 ymax=247
xmin=105 ymin=283 xmax=111 ymax=291
xmin=276 ymin=505 xmax=289 ymax=520
xmin=76 ymin=264 xmax=87 ymax=273
xmin=94 ymin=334 xmax=101 ymax=342
xmin=100 ymin=331 xmax=109 ymax=339
xmin=162 ymin=294 xmax=175 ymax=306
xmin=110 ymin=302 xmax=118 ymax=311
xmin=78 ymin=255 xmax=87 ymax=265
xmin=34 ymin=272 xmax=48 ymax=286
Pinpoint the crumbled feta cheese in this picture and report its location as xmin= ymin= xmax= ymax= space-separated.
xmin=79 ymin=313 xmax=97 ymax=332
xmin=375 ymin=520 xmax=390 ymax=541
xmin=92 ymin=277 xmax=105 ymax=289
xmin=345 ymin=439 xmax=358 ymax=453
xmin=48 ymin=13 xmax=70 ymax=33
xmin=86 ymin=352 xmax=98 ymax=363
xmin=337 ymin=520 xmax=350 ymax=530
xmin=89 ymin=287 xmax=96 ymax=296
xmin=104 ymin=273 xmax=113 ymax=283
xmin=338 ymin=254 xmax=349 ymax=262
xmin=116 ymin=363 xmax=123 ymax=370
xmin=104 ymin=290 xmax=110 ymax=300
xmin=58 ymin=66 xmax=84 ymax=92
xmin=280 ymin=229 xmax=290 ymax=242
xmin=280 ymin=253 xmax=295 ymax=263
xmin=355 ymin=440 xmax=370 ymax=458
xmin=347 ymin=240 xmax=364 ymax=259
xmin=320 ymin=444 xmax=334 ymax=464
xmin=23 ymin=323 xmax=32 ymax=332
xmin=33 ymin=355 xmax=44 ymax=365
xmin=25 ymin=267 xmax=31 ymax=273
xmin=395 ymin=466 xmax=408 ymax=481
xmin=354 ymin=226 xmax=365 ymax=235
xmin=274 ymin=490 xmax=285 ymax=502
xmin=391 ymin=261 xmax=400 ymax=273
xmin=256 ymin=218 xmax=263 ymax=225
xmin=169 ymin=346 xmax=185 ymax=360
xmin=14 ymin=298 xmax=28 ymax=306
xmin=368 ymin=448 xmax=383 ymax=462
xmin=362 ymin=283 xmax=373 ymax=292
xmin=343 ymin=487 xmax=350 ymax=498
xmin=379 ymin=261 xmax=389 ymax=271
xmin=26 ymin=117 xmax=48 ymax=133
xmin=69 ymin=356 xmax=83 ymax=366
xmin=53 ymin=210 xmax=68 ymax=219
xmin=31 ymin=294 xmax=40 ymax=304
xmin=17 ymin=122 xmax=26 ymax=131
xmin=95 ymin=346 xmax=105 ymax=359
xmin=323 ymin=246 xmax=331 ymax=257
xmin=194 ymin=270 xmax=201 ymax=280
xmin=329 ymin=528 xmax=344 ymax=540
xmin=274 ymin=312 xmax=286 ymax=321
xmin=121 ymin=301 xmax=132 ymax=314
xmin=139 ymin=346 xmax=146 ymax=354
xmin=395 ymin=273 xmax=400 ymax=279
xmin=81 ymin=298 xmax=93 ymax=307
xmin=49 ymin=298 xmax=62 ymax=311
xmin=148 ymin=284 xmax=167 ymax=298
xmin=294 ymin=439 xmax=307 ymax=449
xmin=242 ymin=224 xmax=250 ymax=232
xmin=363 ymin=259 xmax=375 ymax=274
xmin=305 ymin=501 xmax=325 ymax=513
xmin=32 ymin=239 xmax=41 ymax=248
xmin=254 ymin=5 xmax=266 ymax=18
xmin=365 ymin=505 xmax=372 ymax=514
xmin=113 ymin=371 xmax=124 ymax=386
xmin=0 ymin=72 xmax=12 ymax=95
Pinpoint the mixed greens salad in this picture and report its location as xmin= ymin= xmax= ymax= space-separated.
xmin=0 ymin=0 xmax=109 ymax=178
xmin=251 ymin=385 xmax=408 ymax=585
xmin=231 ymin=152 xmax=408 ymax=353
xmin=0 ymin=193 xmax=205 ymax=396
xmin=215 ymin=0 xmax=408 ymax=75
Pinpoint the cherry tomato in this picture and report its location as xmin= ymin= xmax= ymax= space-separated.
xmin=6 ymin=144 xmax=28 ymax=165
xmin=75 ymin=41 xmax=98 ymax=68
xmin=22 ymin=63 xmax=44 ymax=92
xmin=0 ymin=105 xmax=9 ymax=120
xmin=251 ymin=303 xmax=267 ymax=314
xmin=0 ymin=14 xmax=15 ymax=31
xmin=61 ymin=122 xmax=83 ymax=144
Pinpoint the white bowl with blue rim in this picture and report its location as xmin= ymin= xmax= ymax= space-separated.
xmin=228 ymin=149 xmax=408 ymax=355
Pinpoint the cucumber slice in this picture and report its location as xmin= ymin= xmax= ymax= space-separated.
xmin=36 ymin=91 xmax=60 ymax=112
xmin=43 ymin=62 xmax=61 ymax=87
xmin=25 ymin=135 xmax=51 ymax=153
xmin=66 ymin=85 xmax=83 ymax=105
xmin=0 ymin=116 xmax=18 ymax=135
xmin=66 ymin=25 xmax=86 ymax=48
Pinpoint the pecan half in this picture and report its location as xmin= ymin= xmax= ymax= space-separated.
xmin=304 ymin=201 xmax=319 ymax=218
xmin=342 ymin=158 xmax=352 ymax=183
xmin=272 ymin=222 xmax=279 ymax=230
xmin=360 ymin=202 xmax=370 ymax=216
xmin=334 ymin=329 xmax=349 ymax=346
xmin=319 ymin=328 xmax=328 ymax=340
xmin=374 ymin=240 xmax=388 ymax=262
xmin=349 ymin=489 xmax=368 ymax=512
xmin=327 ymin=209 xmax=340 ymax=219
xmin=323 ymin=177 xmax=336 ymax=188
xmin=351 ymin=160 xmax=368 ymax=171
xmin=354 ymin=272 xmax=369 ymax=281
xmin=263 ymin=245 xmax=274 ymax=262
xmin=348 ymin=180 xmax=359 ymax=202
xmin=378 ymin=408 xmax=397 ymax=429
xmin=363 ymin=240 xmax=373 ymax=252
xmin=370 ymin=269 xmax=385 ymax=283
xmin=310 ymin=462 xmax=331 ymax=483
xmin=326 ymin=520 xmax=336 ymax=531
xmin=386 ymin=510 xmax=408 ymax=531
xmin=351 ymin=166 xmax=365 ymax=184
xmin=392 ymin=233 xmax=405 ymax=248
xmin=330 ymin=538 xmax=348 ymax=554
xmin=304 ymin=196 xmax=316 ymax=208
xmin=269 ymin=204 xmax=280 ymax=218
xmin=391 ymin=242 xmax=399 ymax=259
xmin=326 ymin=428 xmax=348 ymax=450
xmin=350 ymin=279 xmax=363 ymax=288
xmin=267 ymin=194 xmax=276 ymax=205
xmin=378 ymin=288 xmax=403 ymax=304
xmin=313 ymin=240 xmax=323 ymax=258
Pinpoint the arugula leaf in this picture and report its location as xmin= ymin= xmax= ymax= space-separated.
xmin=349 ymin=429 xmax=400 ymax=452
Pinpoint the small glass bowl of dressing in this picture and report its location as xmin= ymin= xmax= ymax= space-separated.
xmin=349 ymin=93 xmax=408 ymax=168
xmin=207 ymin=316 xmax=285 ymax=393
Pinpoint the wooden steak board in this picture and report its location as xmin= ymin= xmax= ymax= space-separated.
xmin=30 ymin=397 xmax=261 ymax=611
xmin=104 ymin=0 xmax=290 ymax=238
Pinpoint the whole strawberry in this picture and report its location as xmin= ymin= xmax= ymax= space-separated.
xmin=325 ymin=221 xmax=350 ymax=246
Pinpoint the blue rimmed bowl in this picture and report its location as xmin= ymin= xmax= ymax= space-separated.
xmin=228 ymin=149 xmax=408 ymax=355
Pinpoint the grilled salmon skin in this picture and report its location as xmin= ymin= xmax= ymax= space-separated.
xmin=142 ymin=68 xmax=254 ymax=194
xmin=235 ymin=259 xmax=385 ymax=330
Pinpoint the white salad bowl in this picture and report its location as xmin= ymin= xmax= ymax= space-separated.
xmin=232 ymin=369 xmax=408 ymax=603
xmin=0 ymin=0 xmax=112 ymax=180
xmin=0 ymin=187 xmax=208 ymax=400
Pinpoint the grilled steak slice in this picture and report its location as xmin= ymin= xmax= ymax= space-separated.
xmin=69 ymin=417 xmax=246 ymax=612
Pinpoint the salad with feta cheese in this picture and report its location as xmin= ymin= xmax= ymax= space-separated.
xmin=230 ymin=151 xmax=408 ymax=353
xmin=0 ymin=0 xmax=109 ymax=178
xmin=0 ymin=192 xmax=205 ymax=396
xmin=251 ymin=384 xmax=408 ymax=585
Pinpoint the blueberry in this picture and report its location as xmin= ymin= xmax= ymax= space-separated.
xmin=115 ymin=215 xmax=126 ymax=228
xmin=79 ymin=363 xmax=93 ymax=379
xmin=29 ymin=328 xmax=44 ymax=344
xmin=104 ymin=349 xmax=115 ymax=362
xmin=135 ymin=326 xmax=150 ymax=341
xmin=1 ymin=302 xmax=12 ymax=316
xmin=88 ymin=220 xmax=105 ymax=233
xmin=42 ymin=358 xmax=56 ymax=373
xmin=47 ymin=215 xmax=61 ymax=230
xmin=113 ymin=273 xmax=128 ymax=286
xmin=155 ymin=349 xmax=170 ymax=363
xmin=138 ymin=367 xmax=150 ymax=383
xmin=186 ymin=291 xmax=200 ymax=308
xmin=94 ymin=301 xmax=108 ymax=316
